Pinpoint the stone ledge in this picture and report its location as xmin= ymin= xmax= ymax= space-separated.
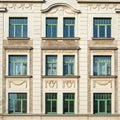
xmin=92 ymin=37 xmax=115 ymax=40
xmin=7 ymin=37 xmax=30 ymax=40
xmin=4 ymin=75 xmax=32 ymax=78
xmin=89 ymin=47 xmax=118 ymax=50
xmin=42 ymin=75 xmax=80 ymax=78
xmin=90 ymin=75 xmax=117 ymax=78
xmin=42 ymin=37 xmax=80 ymax=41
xmin=0 ymin=7 xmax=7 ymax=12
xmin=42 ymin=47 xmax=80 ymax=50
xmin=77 ymin=0 xmax=120 ymax=3
xmin=4 ymin=46 xmax=33 ymax=50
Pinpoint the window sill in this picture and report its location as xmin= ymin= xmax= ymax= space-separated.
xmin=7 ymin=37 xmax=30 ymax=40
xmin=90 ymin=75 xmax=117 ymax=78
xmin=92 ymin=37 xmax=115 ymax=40
xmin=42 ymin=75 xmax=80 ymax=78
xmin=4 ymin=75 xmax=32 ymax=78
xmin=42 ymin=37 xmax=80 ymax=41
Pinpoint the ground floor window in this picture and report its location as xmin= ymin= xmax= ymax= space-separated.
xmin=93 ymin=93 xmax=111 ymax=114
xmin=8 ymin=93 xmax=27 ymax=114
xmin=63 ymin=93 xmax=75 ymax=114
xmin=45 ymin=93 xmax=57 ymax=114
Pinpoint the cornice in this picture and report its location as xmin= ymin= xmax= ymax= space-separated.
xmin=0 ymin=8 xmax=7 ymax=12
xmin=0 ymin=0 xmax=45 ymax=3
xmin=77 ymin=0 xmax=120 ymax=3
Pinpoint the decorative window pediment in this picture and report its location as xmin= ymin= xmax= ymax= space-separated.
xmin=41 ymin=3 xmax=80 ymax=14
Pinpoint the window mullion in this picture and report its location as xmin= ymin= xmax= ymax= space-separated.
xmin=21 ymin=25 xmax=24 ymax=37
xmin=97 ymin=25 xmax=100 ymax=38
xmin=14 ymin=25 xmax=16 ymax=38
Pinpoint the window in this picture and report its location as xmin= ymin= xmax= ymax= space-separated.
xmin=9 ymin=55 xmax=27 ymax=76
xmin=63 ymin=55 xmax=74 ymax=76
xmin=63 ymin=18 xmax=75 ymax=38
xmin=8 ymin=93 xmax=27 ymax=114
xmin=9 ymin=17 xmax=27 ymax=38
xmin=46 ymin=55 xmax=57 ymax=75
xmin=93 ymin=18 xmax=111 ymax=38
xmin=45 ymin=93 xmax=57 ymax=114
xmin=93 ymin=56 xmax=111 ymax=76
xmin=46 ymin=18 xmax=57 ymax=38
xmin=63 ymin=93 xmax=75 ymax=114
xmin=93 ymin=93 xmax=111 ymax=114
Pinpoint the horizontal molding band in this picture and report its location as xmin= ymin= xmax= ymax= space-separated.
xmin=0 ymin=0 xmax=45 ymax=3
xmin=90 ymin=75 xmax=117 ymax=78
xmin=0 ymin=7 xmax=7 ymax=12
xmin=4 ymin=75 xmax=32 ymax=78
xmin=77 ymin=0 xmax=120 ymax=3
xmin=1 ymin=113 xmax=120 ymax=117
xmin=4 ymin=46 xmax=33 ymax=50
xmin=89 ymin=47 xmax=118 ymax=50
xmin=41 ymin=47 xmax=81 ymax=50
xmin=42 ymin=37 xmax=80 ymax=40
xmin=42 ymin=75 xmax=80 ymax=78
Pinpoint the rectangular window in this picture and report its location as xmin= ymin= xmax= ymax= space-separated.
xmin=93 ymin=93 xmax=111 ymax=114
xmin=93 ymin=18 xmax=111 ymax=38
xmin=93 ymin=56 xmax=111 ymax=76
xmin=46 ymin=18 xmax=57 ymax=38
xmin=8 ymin=93 xmax=27 ymax=114
xmin=45 ymin=93 xmax=57 ymax=114
xmin=63 ymin=93 xmax=75 ymax=114
xmin=9 ymin=55 xmax=27 ymax=76
xmin=63 ymin=18 xmax=75 ymax=38
xmin=63 ymin=55 xmax=74 ymax=76
xmin=46 ymin=55 xmax=57 ymax=75
xmin=9 ymin=17 xmax=27 ymax=38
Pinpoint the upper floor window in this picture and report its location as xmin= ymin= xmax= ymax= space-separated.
xmin=46 ymin=18 xmax=57 ymax=38
xmin=8 ymin=93 xmax=27 ymax=114
xmin=63 ymin=93 xmax=75 ymax=114
xmin=9 ymin=17 xmax=27 ymax=38
xmin=45 ymin=93 xmax=57 ymax=114
xmin=9 ymin=55 xmax=27 ymax=76
xmin=46 ymin=55 xmax=57 ymax=75
xmin=63 ymin=18 xmax=75 ymax=38
xmin=93 ymin=56 xmax=111 ymax=76
xmin=93 ymin=93 xmax=111 ymax=114
xmin=63 ymin=55 xmax=74 ymax=76
xmin=93 ymin=18 xmax=111 ymax=38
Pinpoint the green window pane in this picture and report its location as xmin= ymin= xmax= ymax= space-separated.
xmin=8 ymin=93 xmax=27 ymax=114
xmin=93 ymin=93 xmax=111 ymax=114
xmin=9 ymin=17 xmax=27 ymax=38
xmin=46 ymin=55 xmax=57 ymax=75
xmin=9 ymin=55 xmax=27 ymax=76
xmin=99 ymin=101 xmax=105 ymax=112
xmin=63 ymin=93 xmax=75 ymax=114
xmin=93 ymin=18 xmax=111 ymax=38
xmin=93 ymin=56 xmax=111 ymax=76
xmin=46 ymin=18 xmax=57 ymax=38
xmin=63 ymin=18 xmax=75 ymax=38
xmin=45 ymin=93 xmax=57 ymax=114
xmin=63 ymin=55 xmax=74 ymax=76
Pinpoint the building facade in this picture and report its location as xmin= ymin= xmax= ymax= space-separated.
xmin=0 ymin=0 xmax=120 ymax=120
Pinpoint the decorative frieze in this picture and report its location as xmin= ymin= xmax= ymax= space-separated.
xmin=3 ymin=3 xmax=33 ymax=10
xmin=45 ymin=80 xmax=58 ymax=88
xmin=63 ymin=80 xmax=75 ymax=88
xmin=8 ymin=80 xmax=27 ymax=88
xmin=88 ymin=4 xmax=119 ymax=11
xmin=93 ymin=80 xmax=112 ymax=88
